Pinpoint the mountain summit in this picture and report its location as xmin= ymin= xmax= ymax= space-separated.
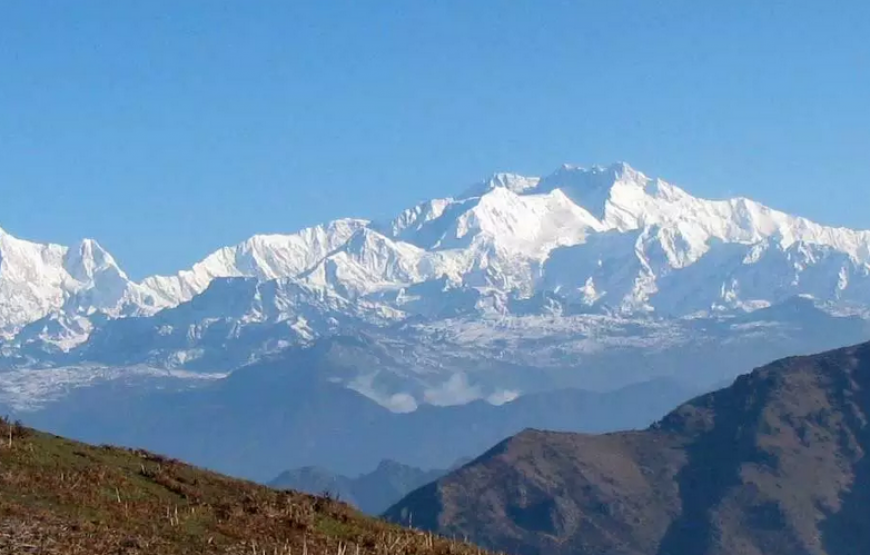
xmin=0 ymin=229 xmax=146 ymax=336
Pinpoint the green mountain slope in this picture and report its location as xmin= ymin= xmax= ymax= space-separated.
xmin=0 ymin=419 xmax=495 ymax=555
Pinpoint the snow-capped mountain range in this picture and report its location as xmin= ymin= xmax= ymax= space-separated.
xmin=4 ymin=161 xmax=870 ymax=482
xmin=5 ymin=163 xmax=870 ymax=332
xmin=3 ymin=162 xmax=870 ymax=396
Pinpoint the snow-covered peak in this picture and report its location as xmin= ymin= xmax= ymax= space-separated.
xmin=461 ymin=172 xmax=541 ymax=199
xmin=140 ymin=218 xmax=370 ymax=306
xmin=143 ymin=161 xmax=868 ymax=319
xmin=299 ymin=227 xmax=435 ymax=298
xmin=596 ymin=176 xmax=870 ymax=260
xmin=342 ymin=227 xmax=416 ymax=255
xmin=466 ymin=163 xmax=870 ymax=265
xmin=202 ymin=218 xmax=370 ymax=280
xmin=437 ymin=186 xmax=602 ymax=255
xmin=63 ymin=238 xmax=128 ymax=283
xmin=0 ymin=229 xmax=137 ymax=334
xmin=4 ymin=160 xmax=870 ymax=347
xmin=535 ymin=162 xmax=648 ymax=220
xmin=387 ymin=198 xmax=455 ymax=242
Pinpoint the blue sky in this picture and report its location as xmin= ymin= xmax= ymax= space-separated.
xmin=1 ymin=1 xmax=869 ymax=279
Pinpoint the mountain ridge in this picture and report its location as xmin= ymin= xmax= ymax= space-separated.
xmin=384 ymin=339 xmax=870 ymax=555
xmin=4 ymin=162 xmax=870 ymax=412
xmin=4 ymin=162 xmax=870 ymax=341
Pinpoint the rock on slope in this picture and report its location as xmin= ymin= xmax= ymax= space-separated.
xmin=386 ymin=340 xmax=870 ymax=555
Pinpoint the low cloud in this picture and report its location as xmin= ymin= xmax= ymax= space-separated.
xmin=423 ymin=373 xmax=482 ymax=406
xmin=346 ymin=374 xmax=419 ymax=413
xmin=487 ymin=389 xmax=520 ymax=405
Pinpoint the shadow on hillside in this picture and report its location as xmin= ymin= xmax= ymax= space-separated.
xmin=821 ymin=357 xmax=870 ymax=554
xmin=656 ymin=373 xmax=773 ymax=555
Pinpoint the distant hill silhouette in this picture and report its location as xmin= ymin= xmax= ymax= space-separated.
xmin=269 ymin=458 xmax=465 ymax=515
xmin=21 ymin=358 xmax=695 ymax=481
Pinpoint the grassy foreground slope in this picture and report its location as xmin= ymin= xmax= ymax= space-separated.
xmin=0 ymin=419 xmax=493 ymax=555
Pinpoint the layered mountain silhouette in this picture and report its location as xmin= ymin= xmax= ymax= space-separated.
xmin=17 ymin=353 xmax=695 ymax=480
xmin=269 ymin=459 xmax=462 ymax=515
xmin=386 ymin=340 xmax=870 ymax=555
xmin=4 ymin=164 xmax=870 ymax=465
xmin=4 ymin=163 xmax=870 ymax=515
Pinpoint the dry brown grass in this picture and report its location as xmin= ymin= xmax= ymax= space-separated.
xmin=0 ymin=417 xmax=499 ymax=555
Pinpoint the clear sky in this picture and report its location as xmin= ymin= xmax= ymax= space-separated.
xmin=1 ymin=1 xmax=869 ymax=279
